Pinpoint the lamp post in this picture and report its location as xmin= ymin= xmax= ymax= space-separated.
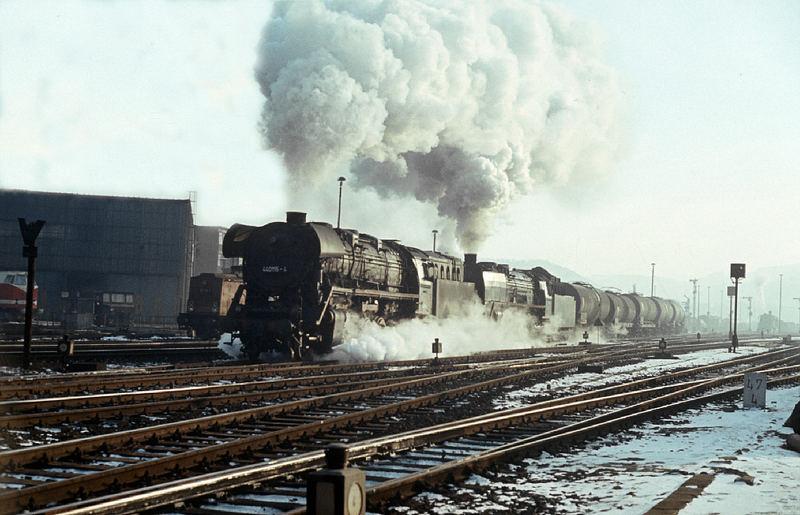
xmin=689 ymin=279 xmax=698 ymax=330
xmin=650 ymin=263 xmax=655 ymax=297
xmin=778 ymin=274 xmax=783 ymax=333
xmin=336 ymin=176 xmax=346 ymax=229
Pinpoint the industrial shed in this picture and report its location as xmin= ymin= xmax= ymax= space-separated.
xmin=0 ymin=190 xmax=194 ymax=328
xmin=193 ymin=225 xmax=241 ymax=275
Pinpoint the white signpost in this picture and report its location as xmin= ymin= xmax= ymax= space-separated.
xmin=743 ymin=372 xmax=767 ymax=408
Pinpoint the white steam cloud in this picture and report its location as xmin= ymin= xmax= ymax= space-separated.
xmin=256 ymin=0 xmax=623 ymax=249
xmin=328 ymin=303 xmax=546 ymax=362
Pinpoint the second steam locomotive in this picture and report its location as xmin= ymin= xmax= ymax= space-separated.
xmin=221 ymin=212 xmax=685 ymax=359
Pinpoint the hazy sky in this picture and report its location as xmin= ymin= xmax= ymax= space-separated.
xmin=1 ymin=0 xmax=798 ymax=289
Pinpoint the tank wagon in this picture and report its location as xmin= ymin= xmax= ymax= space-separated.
xmin=466 ymin=262 xmax=682 ymax=336
xmin=221 ymin=212 xmax=685 ymax=359
xmin=0 ymin=271 xmax=37 ymax=322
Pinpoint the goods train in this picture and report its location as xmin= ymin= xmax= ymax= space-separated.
xmin=0 ymin=271 xmax=37 ymax=322
xmin=218 ymin=212 xmax=685 ymax=360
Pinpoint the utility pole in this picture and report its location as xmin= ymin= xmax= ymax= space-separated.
xmin=778 ymin=274 xmax=783 ymax=333
xmin=743 ymin=296 xmax=752 ymax=332
xmin=650 ymin=263 xmax=655 ymax=297
xmin=689 ymin=279 xmax=698 ymax=330
xmin=336 ymin=176 xmax=346 ymax=229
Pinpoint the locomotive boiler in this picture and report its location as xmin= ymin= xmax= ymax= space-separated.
xmin=221 ymin=212 xmax=686 ymax=359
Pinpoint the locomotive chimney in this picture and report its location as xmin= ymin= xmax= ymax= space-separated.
xmin=464 ymin=253 xmax=478 ymax=284
xmin=286 ymin=211 xmax=307 ymax=226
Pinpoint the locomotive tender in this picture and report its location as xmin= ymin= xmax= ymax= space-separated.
xmin=221 ymin=212 xmax=685 ymax=359
xmin=177 ymin=273 xmax=243 ymax=338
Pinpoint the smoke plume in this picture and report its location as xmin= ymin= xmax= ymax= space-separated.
xmin=256 ymin=0 xmax=623 ymax=249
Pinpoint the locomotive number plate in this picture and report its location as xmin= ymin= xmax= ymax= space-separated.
xmin=262 ymin=265 xmax=287 ymax=272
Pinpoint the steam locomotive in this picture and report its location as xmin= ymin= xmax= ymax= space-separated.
xmin=221 ymin=212 xmax=685 ymax=359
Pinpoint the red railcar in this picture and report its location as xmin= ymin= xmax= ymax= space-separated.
xmin=0 ymin=271 xmax=37 ymax=321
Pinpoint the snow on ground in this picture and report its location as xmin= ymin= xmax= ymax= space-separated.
xmin=217 ymin=333 xmax=245 ymax=359
xmin=517 ymin=385 xmax=800 ymax=514
xmin=394 ymin=344 xmax=800 ymax=514
xmin=495 ymin=344 xmax=774 ymax=410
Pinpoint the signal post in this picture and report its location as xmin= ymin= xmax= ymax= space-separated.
xmin=730 ymin=263 xmax=745 ymax=352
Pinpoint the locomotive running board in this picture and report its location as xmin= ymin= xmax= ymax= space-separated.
xmin=329 ymin=286 xmax=419 ymax=300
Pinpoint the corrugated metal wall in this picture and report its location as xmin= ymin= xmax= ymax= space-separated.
xmin=0 ymin=190 xmax=194 ymax=326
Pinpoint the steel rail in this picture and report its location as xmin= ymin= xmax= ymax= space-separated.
xmin=10 ymin=352 xmax=792 ymax=512
xmin=0 ymin=348 xmax=571 ymax=398
xmin=0 ymin=353 xmax=582 ymax=464
xmin=1 ymin=342 xmax=788 ymax=506
xmin=2 ymin=344 xmax=792 ymax=466
xmin=0 ymin=368 xmax=483 ymax=469
xmin=0 ymin=337 xmax=754 ymax=398
xmin=4 ymin=336 xmax=733 ymax=462
xmin=0 ymin=362 xmax=382 ymax=399
xmin=0 ymin=372 xmax=448 ymax=429
xmin=362 ymin=372 xmax=800 ymax=511
xmin=0 ymin=356 xmax=607 ymax=513
xmin=0 ymin=365 xmax=443 ymax=416
xmin=32 ymin=364 xmax=800 ymax=515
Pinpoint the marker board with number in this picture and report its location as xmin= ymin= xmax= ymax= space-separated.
xmin=743 ymin=372 xmax=767 ymax=408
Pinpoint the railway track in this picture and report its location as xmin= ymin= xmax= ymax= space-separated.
xmin=0 ymin=339 xmax=227 ymax=368
xmin=0 ymin=337 xmax=740 ymax=399
xmin=0 ymin=339 xmax=796 ymax=514
xmin=0 ymin=340 xmax=737 ymax=437
xmin=25 ymin=345 xmax=800 ymax=515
